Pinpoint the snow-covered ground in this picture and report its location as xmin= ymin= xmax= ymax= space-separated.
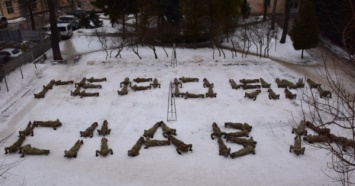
xmin=0 ymin=21 xmax=352 ymax=186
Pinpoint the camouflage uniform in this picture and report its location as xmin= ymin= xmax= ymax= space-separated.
xmin=224 ymin=122 xmax=252 ymax=132
xmin=44 ymin=79 xmax=56 ymax=90
xmin=330 ymin=135 xmax=355 ymax=151
xmin=128 ymin=137 xmax=145 ymax=157
xmin=305 ymin=121 xmax=330 ymax=135
xmin=143 ymin=122 xmax=160 ymax=138
xmin=35 ymin=119 xmax=62 ymax=130
xmin=173 ymin=78 xmax=182 ymax=88
xmin=217 ymin=137 xmax=230 ymax=157
xmin=226 ymin=136 xmax=257 ymax=147
xmin=239 ymin=78 xmax=260 ymax=84
xmin=211 ymin=122 xmax=226 ymax=140
xmin=160 ymin=121 xmax=177 ymax=137
xmin=303 ymin=134 xmax=331 ymax=144
xmin=87 ymin=77 xmax=107 ymax=83
xmin=203 ymin=78 xmax=214 ymax=88
xmin=131 ymin=85 xmax=151 ymax=91
xmin=75 ymin=78 xmax=87 ymax=88
xmin=5 ymin=136 xmax=26 ymax=154
xmin=307 ymin=78 xmax=321 ymax=89
xmin=292 ymin=120 xmax=307 ymax=136
xmin=317 ymin=86 xmax=332 ymax=98
xmin=290 ymin=135 xmax=305 ymax=155
xmin=184 ymin=92 xmax=204 ymax=99
xmin=20 ymin=144 xmax=50 ymax=157
xmin=241 ymin=84 xmax=261 ymax=90
xmin=54 ymin=80 xmax=74 ymax=85
xmin=284 ymin=88 xmax=297 ymax=99
xmin=97 ymin=120 xmax=111 ymax=136
xmin=80 ymin=122 xmax=98 ymax=138
xmin=225 ymin=130 xmax=250 ymax=138
xmin=260 ymin=78 xmax=271 ymax=88
xmin=245 ymin=89 xmax=261 ymax=100
xmin=229 ymin=79 xmax=241 ymax=89
xmin=267 ymin=89 xmax=280 ymax=100
xmin=179 ymin=77 xmax=199 ymax=83
xmin=205 ymin=87 xmax=217 ymax=98
xmin=80 ymin=91 xmax=99 ymax=98
xmin=275 ymin=78 xmax=288 ymax=88
xmin=281 ymin=79 xmax=298 ymax=89
xmin=82 ymin=83 xmax=102 ymax=89
xmin=133 ymin=77 xmax=152 ymax=83
xmin=96 ymin=138 xmax=113 ymax=157
xmin=174 ymin=86 xmax=185 ymax=97
xmin=34 ymin=88 xmax=47 ymax=98
xmin=71 ymin=86 xmax=81 ymax=96
xmin=65 ymin=140 xmax=84 ymax=158
xmin=296 ymin=78 xmax=304 ymax=88
xmin=150 ymin=78 xmax=161 ymax=88
xmin=230 ymin=145 xmax=255 ymax=159
xmin=19 ymin=121 xmax=35 ymax=137
xmin=168 ymin=135 xmax=193 ymax=155
xmin=144 ymin=138 xmax=170 ymax=148
xmin=120 ymin=77 xmax=131 ymax=87
xmin=117 ymin=84 xmax=129 ymax=95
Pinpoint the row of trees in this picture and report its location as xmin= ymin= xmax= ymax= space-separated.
xmin=90 ymin=0 xmax=242 ymax=46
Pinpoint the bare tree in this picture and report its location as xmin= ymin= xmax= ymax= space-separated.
xmin=47 ymin=0 xmax=62 ymax=60
xmin=299 ymin=1 xmax=355 ymax=183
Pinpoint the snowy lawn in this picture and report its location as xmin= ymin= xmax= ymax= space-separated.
xmin=0 ymin=27 xmax=348 ymax=186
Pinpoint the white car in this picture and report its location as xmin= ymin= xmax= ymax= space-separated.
xmin=0 ymin=48 xmax=23 ymax=58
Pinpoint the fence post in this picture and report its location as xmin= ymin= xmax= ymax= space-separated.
xmin=4 ymin=75 xmax=9 ymax=92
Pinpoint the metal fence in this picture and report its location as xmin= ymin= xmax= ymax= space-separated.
xmin=0 ymin=29 xmax=43 ymax=42
xmin=0 ymin=37 xmax=51 ymax=82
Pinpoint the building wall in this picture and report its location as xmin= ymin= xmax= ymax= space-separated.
xmin=248 ymin=0 xmax=287 ymax=15
xmin=0 ymin=0 xmax=71 ymax=20
xmin=0 ymin=0 xmax=22 ymax=18
xmin=75 ymin=0 xmax=96 ymax=11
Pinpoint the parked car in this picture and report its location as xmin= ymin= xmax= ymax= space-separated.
xmin=58 ymin=15 xmax=80 ymax=30
xmin=0 ymin=16 xmax=8 ymax=28
xmin=0 ymin=53 xmax=10 ymax=65
xmin=0 ymin=48 xmax=23 ymax=58
xmin=42 ymin=23 xmax=73 ymax=39
xmin=66 ymin=10 xmax=87 ymax=19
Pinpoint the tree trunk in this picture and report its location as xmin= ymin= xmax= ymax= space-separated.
xmin=271 ymin=0 xmax=278 ymax=30
xmin=122 ymin=12 xmax=126 ymax=39
xmin=263 ymin=0 xmax=268 ymax=22
xmin=301 ymin=49 xmax=304 ymax=59
xmin=27 ymin=0 xmax=35 ymax=30
xmin=47 ymin=0 xmax=62 ymax=60
xmin=280 ymin=0 xmax=291 ymax=43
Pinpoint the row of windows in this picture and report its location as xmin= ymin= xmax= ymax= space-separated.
xmin=4 ymin=0 xmax=38 ymax=15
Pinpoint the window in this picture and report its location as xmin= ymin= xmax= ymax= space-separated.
xmin=291 ymin=0 xmax=299 ymax=9
xmin=265 ymin=0 xmax=270 ymax=7
xmin=31 ymin=0 xmax=37 ymax=10
xmin=5 ymin=1 xmax=14 ymax=14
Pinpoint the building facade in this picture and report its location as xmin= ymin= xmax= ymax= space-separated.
xmin=0 ymin=0 xmax=71 ymax=19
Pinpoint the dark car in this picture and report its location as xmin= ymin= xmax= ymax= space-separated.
xmin=0 ymin=53 xmax=10 ymax=65
xmin=66 ymin=10 xmax=87 ymax=19
xmin=58 ymin=15 xmax=81 ymax=30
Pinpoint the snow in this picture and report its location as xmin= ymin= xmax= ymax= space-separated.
xmin=0 ymin=20 xmax=351 ymax=186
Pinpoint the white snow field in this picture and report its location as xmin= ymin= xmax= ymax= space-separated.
xmin=0 ymin=25 xmax=351 ymax=186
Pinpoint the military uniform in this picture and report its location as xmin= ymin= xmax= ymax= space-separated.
xmin=65 ymin=140 xmax=83 ymax=158
xmin=96 ymin=138 xmax=113 ymax=156
xmin=230 ymin=145 xmax=255 ymax=159
xmin=128 ymin=137 xmax=145 ymax=157
xmin=20 ymin=144 xmax=50 ymax=157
